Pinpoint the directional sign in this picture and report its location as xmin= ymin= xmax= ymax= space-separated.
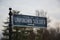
xmin=12 ymin=15 xmax=47 ymax=27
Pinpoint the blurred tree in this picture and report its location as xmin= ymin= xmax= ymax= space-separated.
xmin=36 ymin=28 xmax=43 ymax=40
xmin=54 ymin=22 xmax=60 ymax=40
xmin=55 ymin=22 xmax=60 ymax=33
xmin=42 ymin=29 xmax=50 ymax=40
xmin=12 ymin=10 xmax=20 ymax=15
xmin=35 ymin=10 xmax=47 ymax=17
xmin=27 ymin=30 xmax=35 ymax=40
xmin=35 ymin=10 xmax=51 ymax=40
xmin=48 ymin=28 xmax=57 ymax=40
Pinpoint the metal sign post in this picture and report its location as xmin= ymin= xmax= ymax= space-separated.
xmin=9 ymin=8 xmax=12 ymax=40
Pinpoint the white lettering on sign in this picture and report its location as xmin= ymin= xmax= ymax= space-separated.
xmin=33 ymin=19 xmax=45 ymax=24
xmin=14 ymin=17 xmax=32 ymax=24
xmin=14 ymin=17 xmax=45 ymax=25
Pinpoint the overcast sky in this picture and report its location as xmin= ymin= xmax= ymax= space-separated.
xmin=0 ymin=0 xmax=60 ymax=30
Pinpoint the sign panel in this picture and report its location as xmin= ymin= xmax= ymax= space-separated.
xmin=12 ymin=15 xmax=47 ymax=27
